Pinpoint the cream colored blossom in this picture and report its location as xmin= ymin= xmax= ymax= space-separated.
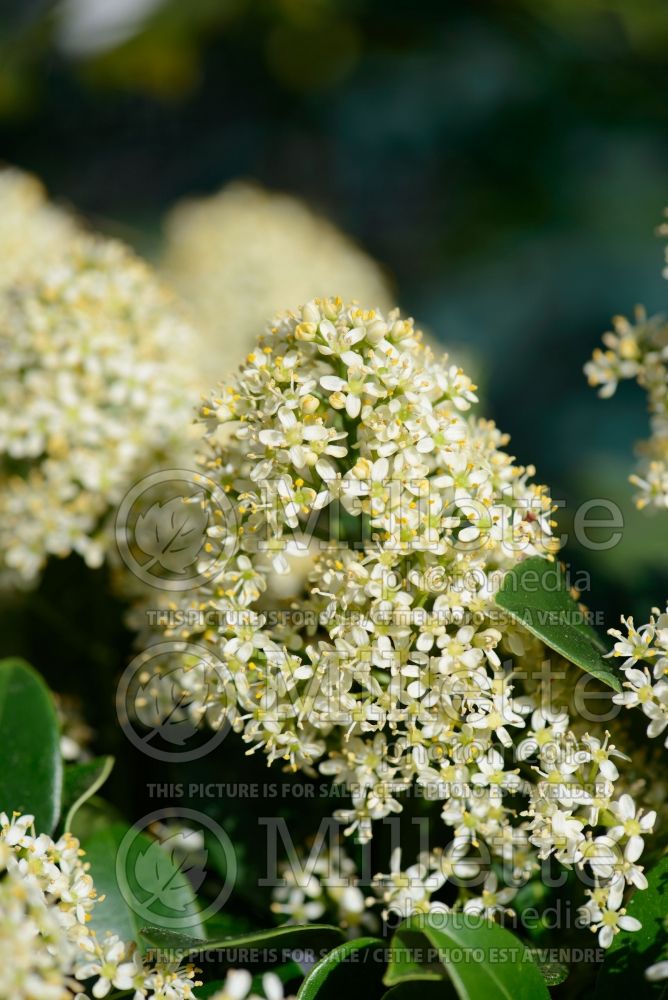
xmin=0 ymin=811 xmax=200 ymax=1000
xmin=0 ymin=233 xmax=199 ymax=586
xmin=585 ymin=307 xmax=668 ymax=510
xmin=610 ymin=605 xmax=668 ymax=744
xmin=54 ymin=693 xmax=94 ymax=762
xmin=134 ymin=298 xmax=649 ymax=947
xmin=0 ymin=168 xmax=78 ymax=291
xmin=271 ymin=843 xmax=377 ymax=936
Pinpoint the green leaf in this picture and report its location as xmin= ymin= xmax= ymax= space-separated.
xmin=69 ymin=796 xmax=125 ymax=841
xmin=297 ymin=936 xmax=385 ymax=999
xmin=0 ymin=657 xmax=62 ymax=833
xmin=83 ymin=822 xmax=205 ymax=946
xmin=596 ymin=854 xmax=668 ymax=998
xmin=204 ymin=911 xmax=253 ymax=938
xmin=139 ymin=927 xmax=207 ymax=956
xmin=141 ymin=923 xmax=345 ymax=959
xmin=84 ymin=824 xmax=143 ymax=944
xmin=386 ymin=924 xmax=445 ymax=984
xmin=61 ymin=756 xmax=114 ymax=832
xmin=495 ymin=556 xmax=621 ymax=692
xmin=384 ymin=913 xmax=550 ymax=1000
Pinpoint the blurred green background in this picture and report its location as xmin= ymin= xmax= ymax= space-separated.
xmin=1 ymin=0 xmax=667 ymax=623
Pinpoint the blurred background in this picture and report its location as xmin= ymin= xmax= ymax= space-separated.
xmin=1 ymin=0 xmax=667 ymax=619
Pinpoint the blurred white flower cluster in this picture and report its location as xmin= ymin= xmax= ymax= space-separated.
xmin=135 ymin=298 xmax=651 ymax=947
xmin=585 ymin=307 xmax=668 ymax=510
xmin=271 ymin=844 xmax=377 ymax=937
xmin=0 ymin=189 xmax=199 ymax=585
xmin=161 ymin=182 xmax=392 ymax=375
xmin=0 ymin=169 xmax=78 ymax=292
xmin=0 ymin=811 xmax=201 ymax=1000
xmin=609 ymin=605 xmax=668 ymax=745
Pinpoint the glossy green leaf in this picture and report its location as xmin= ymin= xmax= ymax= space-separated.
xmin=204 ymin=910 xmax=253 ymax=938
xmin=139 ymin=927 xmax=213 ymax=956
xmin=141 ymin=923 xmax=345 ymax=959
xmin=596 ymin=854 xmax=668 ymax=998
xmin=386 ymin=924 xmax=445 ymax=983
xmin=83 ymin=822 xmax=204 ymax=946
xmin=84 ymin=824 xmax=142 ymax=944
xmin=297 ymin=936 xmax=385 ymax=999
xmin=61 ymin=755 xmax=114 ymax=832
xmin=0 ymin=658 xmax=62 ymax=833
xmin=384 ymin=913 xmax=550 ymax=999
xmin=495 ymin=557 xmax=621 ymax=692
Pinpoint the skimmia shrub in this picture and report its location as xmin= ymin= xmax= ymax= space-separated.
xmin=135 ymin=298 xmax=657 ymax=950
xmin=1 ymin=166 xmax=667 ymax=999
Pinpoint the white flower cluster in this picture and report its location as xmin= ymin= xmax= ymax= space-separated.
xmin=609 ymin=606 xmax=668 ymax=745
xmin=0 ymin=232 xmax=199 ymax=586
xmin=135 ymin=298 xmax=653 ymax=948
xmin=271 ymin=844 xmax=377 ymax=937
xmin=0 ymin=168 xmax=78 ymax=292
xmin=585 ymin=307 xmax=668 ymax=510
xmin=372 ymin=844 xmax=514 ymax=922
xmin=0 ymin=812 xmax=200 ymax=1000
xmin=161 ymin=183 xmax=392 ymax=375
xmin=372 ymin=778 xmax=653 ymax=951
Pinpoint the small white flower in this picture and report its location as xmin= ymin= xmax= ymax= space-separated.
xmin=646 ymin=960 xmax=668 ymax=982
xmin=463 ymin=871 xmax=517 ymax=918
xmin=587 ymin=882 xmax=642 ymax=949
xmin=608 ymin=794 xmax=656 ymax=857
